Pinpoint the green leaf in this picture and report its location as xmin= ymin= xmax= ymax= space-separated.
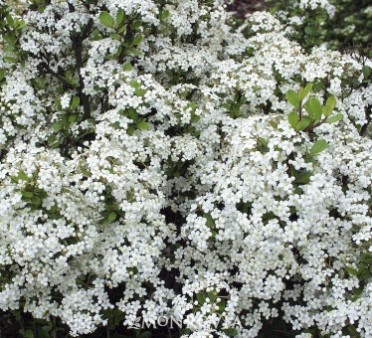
xmin=139 ymin=332 xmax=152 ymax=338
xmin=132 ymin=20 xmax=142 ymax=30
xmin=326 ymin=113 xmax=343 ymax=124
xmin=0 ymin=69 xmax=5 ymax=82
xmin=68 ymin=115 xmax=78 ymax=123
xmin=188 ymin=102 xmax=197 ymax=112
xmin=6 ymin=15 xmax=15 ymax=28
xmin=204 ymin=213 xmax=215 ymax=228
xmin=294 ymin=117 xmax=311 ymax=131
xmin=362 ymin=65 xmax=371 ymax=78
xmin=129 ymin=80 xmax=140 ymax=89
xmin=288 ymin=112 xmax=299 ymax=129
xmin=117 ymin=24 xmax=127 ymax=35
xmin=191 ymin=111 xmax=200 ymax=123
xmin=107 ymin=212 xmax=117 ymax=222
xmin=127 ymin=125 xmax=136 ymax=135
xmin=223 ymin=328 xmax=238 ymax=337
xmin=347 ymin=325 xmax=359 ymax=338
xmin=123 ymin=63 xmax=133 ymax=72
xmin=322 ymin=105 xmax=333 ymax=117
xmin=196 ymin=292 xmax=205 ymax=305
xmin=3 ymin=56 xmax=18 ymax=63
xmin=352 ymin=288 xmax=363 ymax=301
xmin=131 ymin=34 xmax=144 ymax=46
xmin=127 ymin=108 xmax=139 ymax=121
xmin=20 ymin=329 xmax=34 ymax=338
xmin=346 ymin=266 xmax=358 ymax=277
xmin=306 ymin=97 xmax=322 ymax=120
xmin=116 ymin=9 xmax=126 ymax=26
xmin=304 ymin=26 xmax=315 ymax=36
xmin=160 ymin=9 xmax=170 ymax=21
xmin=298 ymin=83 xmax=313 ymax=101
xmin=70 ymin=96 xmax=80 ymax=110
xmin=310 ymin=139 xmax=328 ymax=156
xmin=135 ymin=88 xmax=146 ymax=97
xmin=31 ymin=196 xmax=42 ymax=205
xmin=257 ymin=137 xmax=269 ymax=152
xmin=18 ymin=170 xmax=29 ymax=181
xmin=207 ymin=290 xmax=217 ymax=302
xmin=125 ymin=48 xmax=142 ymax=57
xmin=22 ymin=191 xmax=34 ymax=198
xmin=137 ymin=121 xmax=150 ymax=131
xmin=325 ymin=95 xmax=336 ymax=110
xmin=286 ymin=90 xmax=300 ymax=108
xmin=294 ymin=171 xmax=312 ymax=184
xmin=3 ymin=33 xmax=16 ymax=45
xmin=110 ymin=33 xmax=121 ymax=41
xmin=99 ymin=11 xmax=116 ymax=29
xmin=52 ymin=122 xmax=63 ymax=132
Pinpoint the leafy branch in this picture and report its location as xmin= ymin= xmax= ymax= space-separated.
xmin=286 ymin=83 xmax=342 ymax=132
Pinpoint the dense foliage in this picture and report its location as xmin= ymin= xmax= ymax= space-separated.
xmin=264 ymin=0 xmax=372 ymax=52
xmin=0 ymin=1 xmax=371 ymax=337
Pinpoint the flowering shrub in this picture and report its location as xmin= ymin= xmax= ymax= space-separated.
xmin=0 ymin=1 xmax=371 ymax=338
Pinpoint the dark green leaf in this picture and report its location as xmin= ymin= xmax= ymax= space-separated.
xmin=68 ymin=115 xmax=78 ymax=123
xmin=127 ymin=124 xmax=136 ymax=135
xmin=131 ymin=34 xmax=144 ymax=46
xmin=362 ymin=65 xmax=371 ymax=78
xmin=117 ymin=24 xmax=127 ymax=35
xmin=0 ymin=69 xmax=5 ymax=82
xmin=223 ymin=328 xmax=238 ymax=337
xmin=294 ymin=171 xmax=312 ymax=184
xmin=127 ymin=109 xmax=139 ymax=121
xmin=347 ymin=325 xmax=359 ymax=338
xmin=196 ymin=292 xmax=205 ymax=305
xmin=139 ymin=332 xmax=152 ymax=338
xmin=6 ymin=15 xmax=15 ymax=28
xmin=20 ymin=329 xmax=34 ymax=338
xmin=31 ymin=196 xmax=41 ymax=205
xmin=52 ymin=122 xmax=63 ymax=132
xmin=204 ymin=213 xmax=215 ymax=228
xmin=132 ymin=20 xmax=142 ymax=30
xmin=22 ymin=191 xmax=34 ymax=198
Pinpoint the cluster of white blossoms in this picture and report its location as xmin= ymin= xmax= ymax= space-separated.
xmin=297 ymin=0 xmax=336 ymax=16
xmin=0 ymin=1 xmax=371 ymax=337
